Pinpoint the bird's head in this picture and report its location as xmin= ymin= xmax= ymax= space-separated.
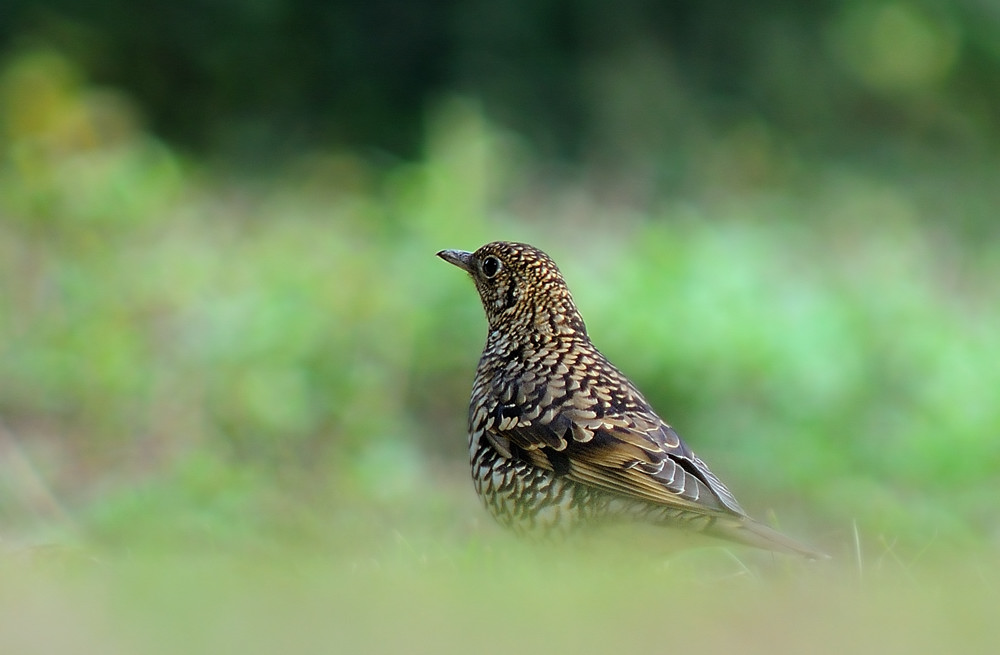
xmin=438 ymin=241 xmax=587 ymax=337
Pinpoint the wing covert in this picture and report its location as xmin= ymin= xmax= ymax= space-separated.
xmin=495 ymin=404 xmax=747 ymax=517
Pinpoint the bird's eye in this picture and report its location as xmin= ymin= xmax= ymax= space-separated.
xmin=481 ymin=256 xmax=501 ymax=278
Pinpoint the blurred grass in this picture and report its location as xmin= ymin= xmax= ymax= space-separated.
xmin=1 ymin=539 xmax=999 ymax=655
xmin=0 ymin=49 xmax=999 ymax=648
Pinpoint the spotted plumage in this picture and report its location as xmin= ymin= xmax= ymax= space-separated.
xmin=438 ymin=241 xmax=825 ymax=558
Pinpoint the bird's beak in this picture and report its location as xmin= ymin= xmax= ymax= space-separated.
xmin=437 ymin=249 xmax=474 ymax=273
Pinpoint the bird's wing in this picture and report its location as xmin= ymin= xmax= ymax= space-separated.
xmin=493 ymin=404 xmax=748 ymax=518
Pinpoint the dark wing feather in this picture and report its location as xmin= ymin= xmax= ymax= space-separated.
xmin=497 ymin=403 xmax=747 ymax=518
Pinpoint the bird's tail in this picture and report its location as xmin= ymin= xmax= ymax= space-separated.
xmin=707 ymin=516 xmax=829 ymax=560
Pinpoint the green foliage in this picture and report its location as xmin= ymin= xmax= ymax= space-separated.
xmin=0 ymin=49 xmax=998 ymax=570
xmin=0 ymin=14 xmax=996 ymax=652
xmin=4 ymin=1 xmax=1000 ymax=159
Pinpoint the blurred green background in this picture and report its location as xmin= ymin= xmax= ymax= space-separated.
xmin=1 ymin=1 xmax=999 ymax=652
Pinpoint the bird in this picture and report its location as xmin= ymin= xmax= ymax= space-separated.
xmin=437 ymin=240 xmax=826 ymax=559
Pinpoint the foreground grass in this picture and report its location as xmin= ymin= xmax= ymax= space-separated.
xmin=4 ymin=468 xmax=997 ymax=655
xmin=1 ymin=530 xmax=997 ymax=655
